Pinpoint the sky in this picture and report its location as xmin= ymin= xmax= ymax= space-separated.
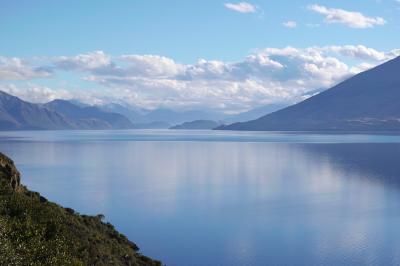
xmin=0 ymin=0 xmax=400 ymax=113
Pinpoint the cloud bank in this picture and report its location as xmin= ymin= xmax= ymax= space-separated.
xmin=0 ymin=56 xmax=52 ymax=80
xmin=0 ymin=45 xmax=399 ymax=112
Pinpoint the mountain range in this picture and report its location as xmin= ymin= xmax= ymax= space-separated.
xmin=220 ymin=56 xmax=400 ymax=131
xmin=0 ymin=90 xmax=284 ymax=130
xmin=0 ymin=91 xmax=133 ymax=130
xmin=44 ymin=100 xmax=133 ymax=129
xmin=4 ymin=56 xmax=399 ymax=131
xmin=100 ymin=104 xmax=226 ymax=125
xmin=0 ymin=91 xmax=71 ymax=130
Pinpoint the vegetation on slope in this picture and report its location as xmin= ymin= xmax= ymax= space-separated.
xmin=0 ymin=152 xmax=161 ymax=266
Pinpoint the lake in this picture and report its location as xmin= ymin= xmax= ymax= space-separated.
xmin=1 ymin=130 xmax=400 ymax=266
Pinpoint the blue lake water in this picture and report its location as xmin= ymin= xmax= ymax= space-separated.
xmin=1 ymin=130 xmax=400 ymax=266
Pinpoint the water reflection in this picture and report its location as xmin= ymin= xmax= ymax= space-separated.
xmin=0 ymin=131 xmax=400 ymax=266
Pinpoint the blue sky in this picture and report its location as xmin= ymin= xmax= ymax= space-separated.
xmin=0 ymin=0 xmax=399 ymax=112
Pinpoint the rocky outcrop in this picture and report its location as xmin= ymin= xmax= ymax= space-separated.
xmin=0 ymin=152 xmax=21 ymax=191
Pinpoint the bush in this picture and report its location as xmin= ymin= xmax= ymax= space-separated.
xmin=0 ymin=153 xmax=161 ymax=266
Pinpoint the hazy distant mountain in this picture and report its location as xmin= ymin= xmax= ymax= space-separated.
xmin=0 ymin=91 xmax=135 ymax=130
xmin=220 ymin=56 xmax=400 ymax=131
xmin=44 ymin=100 xmax=134 ymax=129
xmin=0 ymin=91 xmax=72 ymax=130
xmin=99 ymin=103 xmax=147 ymax=123
xmin=99 ymin=103 xmax=288 ymax=126
xmin=170 ymin=120 xmax=221 ymax=130
xmin=98 ymin=104 xmax=225 ymax=125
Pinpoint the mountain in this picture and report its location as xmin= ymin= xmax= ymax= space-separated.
xmin=223 ymin=103 xmax=289 ymax=123
xmin=0 ymin=91 xmax=73 ymax=130
xmin=99 ymin=103 xmax=147 ymax=123
xmin=98 ymin=104 xmax=225 ymax=127
xmin=0 ymin=152 xmax=161 ymax=265
xmin=170 ymin=120 xmax=221 ymax=130
xmin=0 ymin=91 xmax=134 ymax=130
xmin=220 ymin=56 xmax=400 ymax=131
xmin=98 ymin=102 xmax=291 ymax=127
xmin=44 ymin=100 xmax=134 ymax=129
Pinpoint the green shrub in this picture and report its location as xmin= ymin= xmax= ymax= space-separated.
xmin=0 ymin=153 xmax=161 ymax=266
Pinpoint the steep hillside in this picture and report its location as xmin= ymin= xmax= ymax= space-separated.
xmin=0 ymin=152 xmax=161 ymax=266
xmin=44 ymin=100 xmax=134 ymax=129
xmin=0 ymin=91 xmax=73 ymax=130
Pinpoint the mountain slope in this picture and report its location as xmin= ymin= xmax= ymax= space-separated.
xmin=44 ymin=100 xmax=134 ymax=129
xmin=220 ymin=56 xmax=400 ymax=131
xmin=223 ymin=103 xmax=289 ymax=123
xmin=0 ymin=152 xmax=161 ymax=265
xmin=0 ymin=91 xmax=73 ymax=130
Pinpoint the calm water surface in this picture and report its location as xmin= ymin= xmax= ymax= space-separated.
xmin=1 ymin=130 xmax=400 ymax=266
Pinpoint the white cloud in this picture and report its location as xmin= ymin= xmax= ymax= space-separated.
xmin=350 ymin=62 xmax=376 ymax=73
xmin=283 ymin=21 xmax=297 ymax=28
xmin=2 ymin=46 xmax=399 ymax=112
xmin=318 ymin=45 xmax=400 ymax=61
xmin=0 ymin=83 xmax=107 ymax=105
xmin=55 ymin=46 xmax=398 ymax=111
xmin=308 ymin=4 xmax=386 ymax=28
xmin=224 ymin=2 xmax=257 ymax=13
xmin=54 ymin=51 xmax=111 ymax=70
xmin=0 ymin=56 xmax=52 ymax=80
xmin=119 ymin=54 xmax=186 ymax=78
xmin=0 ymin=83 xmax=73 ymax=103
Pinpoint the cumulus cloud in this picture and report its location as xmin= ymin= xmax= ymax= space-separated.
xmin=119 ymin=55 xmax=186 ymax=78
xmin=224 ymin=2 xmax=257 ymax=13
xmin=318 ymin=45 xmax=400 ymax=61
xmin=0 ymin=56 xmax=52 ymax=80
xmin=283 ymin=21 xmax=297 ymax=28
xmin=54 ymin=51 xmax=112 ymax=71
xmin=0 ymin=83 xmax=73 ymax=103
xmin=0 ymin=82 xmax=108 ymax=105
xmin=308 ymin=4 xmax=386 ymax=28
xmin=47 ymin=46 xmax=398 ymax=111
xmin=1 ymin=46 xmax=399 ymax=112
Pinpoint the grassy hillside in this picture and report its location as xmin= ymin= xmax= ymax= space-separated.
xmin=0 ymin=152 xmax=161 ymax=266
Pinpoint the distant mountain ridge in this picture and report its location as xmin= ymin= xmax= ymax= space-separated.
xmin=220 ymin=56 xmax=400 ymax=131
xmin=0 ymin=91 xmax=134 ymax=130
xmin=98 ymin=103 xmax=289 ymax=127
xmin=44 ymin=100 xmax=134 ymax=129
xmin=0 ymin=91 xmax=71 ymax=130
